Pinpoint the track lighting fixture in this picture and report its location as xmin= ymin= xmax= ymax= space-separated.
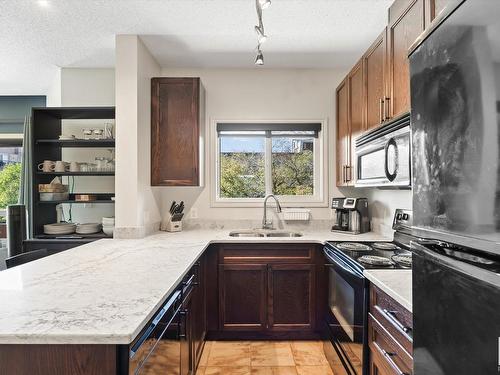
xmin=253 ymin=0 xmax=271 ymax=65
xmin=255 ymin=47 xmax=264 ymax=65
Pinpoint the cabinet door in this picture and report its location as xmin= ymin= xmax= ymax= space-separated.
xmin=336 ymin=78 xmax=350 ymax=187
xmin=364 ymin=29 xmax=387 ymax=131
xmin=218 ymin=264 xmax=267 ymax=331
xmin=348 ymin=60 xmax=364 ymax=185
xmin=151 ymin=77 xmax=200 ymax=186
xmin=387 ymin=0 xmax=425 ymax=119
xmin=268 ymin=264 xmax=315 ymax=332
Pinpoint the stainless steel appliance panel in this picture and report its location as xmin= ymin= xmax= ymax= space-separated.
xmin=409 ymin=0 xmax=500 ymax=254
xmin=355 ymin=114 xmax=411 ymax=188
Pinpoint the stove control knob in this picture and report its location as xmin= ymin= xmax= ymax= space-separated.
xmin=402 ymin=213 xmax=409 ymax=220
xmin=397 ymin=213 xmax=403 ymax=220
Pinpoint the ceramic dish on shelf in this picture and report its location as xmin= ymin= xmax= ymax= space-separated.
xmin=39 ymin=192 xmax=69 ymax=201
xmin=102 ymin=226 xmax=114 ymax=236
xmin=76 ymin=223 xmax=102 ymax=235
xmin=43 ymin=223 xmax=76 ymax=235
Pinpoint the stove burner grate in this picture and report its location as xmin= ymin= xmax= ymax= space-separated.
xmin=391 ymin=254 xmax=412 ymax=268
xmin=358 ymin=255 xmax=394 ymax=266
xmin=336 ymin=242 xmax=372 ymax=252
xmin=372 ymin=242 xmax=400 ymax=251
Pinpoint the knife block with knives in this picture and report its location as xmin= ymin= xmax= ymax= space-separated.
xmin=161 ymin=201 xmax=185 ymax=232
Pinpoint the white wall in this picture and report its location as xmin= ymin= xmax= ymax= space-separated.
xmin=157 ymin=68 xmax=346 ymax=223
xmin=364 ymin=189 xmax=412 ymax=236
xmin=114 ymin=35 xmax=162 ymax=238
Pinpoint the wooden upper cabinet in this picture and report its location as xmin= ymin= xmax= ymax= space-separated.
xmin=348 ymin=60 xmax=364 ymax=185
xmin=363 ymin=29 xmax=387 ymax=131
xmin=336 ymin=78 xmax=350 ymax=187
xmin=151 ymin=77 xmax=205 ymax=186
xmin=387 ymin=0 xmax=426 ymax=120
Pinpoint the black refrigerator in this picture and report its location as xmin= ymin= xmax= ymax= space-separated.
xmin=409 ymin=0 xmax=500 ymax=374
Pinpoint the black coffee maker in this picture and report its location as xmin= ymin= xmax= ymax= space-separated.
xmin=331 ymin=197 xmax=370 ymax=234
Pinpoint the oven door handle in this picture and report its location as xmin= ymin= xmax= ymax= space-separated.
xmin=324 ymin=249 xmax=364 ymax=278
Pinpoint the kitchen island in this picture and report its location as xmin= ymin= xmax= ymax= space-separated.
xmin=0 ymin=228 xmax=390 ymax=374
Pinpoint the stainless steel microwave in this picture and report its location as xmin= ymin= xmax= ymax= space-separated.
xmin=355 ymin=113 xmax=411 ymax=188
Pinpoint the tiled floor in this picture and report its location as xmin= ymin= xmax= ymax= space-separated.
xmin=196 ymin=341 xmax=335 ymax=375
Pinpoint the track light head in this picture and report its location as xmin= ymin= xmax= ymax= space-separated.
xmin=255 ymin=49 xmax=264 ymax=65
xmin=258 ymin=0 xmax=271 ymax=9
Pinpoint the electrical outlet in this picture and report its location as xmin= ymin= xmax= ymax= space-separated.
xmin=190 ymin=207 xmax=198 ymax=219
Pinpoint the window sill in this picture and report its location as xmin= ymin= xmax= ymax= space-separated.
xmin=211 ymin=198 xmax=329 ymax=208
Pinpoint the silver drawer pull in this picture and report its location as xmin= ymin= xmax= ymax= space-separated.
xmin=381 ymin=348 xmax=409 ymax=375
xmin=376 ymin=305 xmax=412 ymax=340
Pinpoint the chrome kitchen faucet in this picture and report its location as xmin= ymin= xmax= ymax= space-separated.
xmin=262 ymin=194 xmax=282 ymax=230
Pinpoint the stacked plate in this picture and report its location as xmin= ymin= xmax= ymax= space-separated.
xmin=76 ymin=223 xmax=102 ymax=235
xmin=44 ymin=223 xmax=76 ymax=235
xmin=102 ymin=217 xmax=115 ymax=236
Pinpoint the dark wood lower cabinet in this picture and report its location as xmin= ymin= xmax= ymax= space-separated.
xmin=268 ymin=264 xmax=315 ymax=332
xmin=214 ymin=244 xmax=321 ymax=339
xmin=368 ymin=285 xmax=413 ymax=375
xmin=219 ymin=263 xmax=268 ymax=331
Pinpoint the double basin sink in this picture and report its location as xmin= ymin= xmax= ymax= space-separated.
xmin=229 ymin=230 xmax=303 ymax=238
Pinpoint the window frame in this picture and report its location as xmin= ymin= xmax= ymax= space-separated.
xmin=210 ymin=119 xmax=328 ymax=207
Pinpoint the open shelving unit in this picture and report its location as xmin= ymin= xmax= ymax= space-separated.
xmin=30 ymin=107 xmax=116 ymax=246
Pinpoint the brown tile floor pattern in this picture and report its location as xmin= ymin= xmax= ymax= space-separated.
xmin=196 ymin=341 xmax=336 ymax=375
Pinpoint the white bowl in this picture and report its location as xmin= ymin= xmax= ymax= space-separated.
xmin=103 ymin=226 xmax=114 ymax=236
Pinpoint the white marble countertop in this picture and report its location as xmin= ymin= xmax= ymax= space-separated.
xmin=363 ymin=269 xmax=412 ymax=312
xmin=0 ymin=228 xmax=390 ymax=344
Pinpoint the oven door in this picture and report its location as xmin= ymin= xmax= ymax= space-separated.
xmin=324 ymin=249 xmax=367 ymax=375
xmin=355 ymin=116 xmax=411 ymax=188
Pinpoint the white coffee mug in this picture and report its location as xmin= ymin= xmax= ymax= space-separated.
xmin=54 ymin=161 xmax=69 ymax=173
xmin=37 ymin=160 xmax=55 ymax=172
xmin=69 ymin=162 xmax=80 ymax=172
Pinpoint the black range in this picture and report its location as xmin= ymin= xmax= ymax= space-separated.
xmin=322 ymin=209 xmax=414 ymax=375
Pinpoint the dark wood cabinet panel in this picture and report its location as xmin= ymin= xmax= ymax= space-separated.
xmin=369 ymin=284 xmax=413 ymax=375
xmin=387 ymin=0 xmax=425 ymax=119
xmin=218 ymin=263 xmax=267 ymax=331
xmin=268 ymin=264 xmax=315 ymax=331
xmin=0 ymin=345 xmax=116 ymax=375
xmin=368 ymin=314 xmax=413 ymax=375
xmin=151 ymin=77 xmax=204 ymax=186
xmin=363 ymin=29 xmax=387 ymax=130
xmin=336 ymin=78 xmax=350 ymax=187
xmin=218 ymin=244 xmax=314 ymax=264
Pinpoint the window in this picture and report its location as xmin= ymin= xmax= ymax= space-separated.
xmin=0 ymin=136 xmax=23 ymax=213
xmin=214 ymin=122 xmax=326 ymax=206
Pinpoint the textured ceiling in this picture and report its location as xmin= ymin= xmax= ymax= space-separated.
xmin=0 ymin=0 xmax=392 ymax=95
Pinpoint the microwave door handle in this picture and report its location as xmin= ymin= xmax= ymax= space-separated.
xmin=384 ymin=138 xmax=398 ymax=182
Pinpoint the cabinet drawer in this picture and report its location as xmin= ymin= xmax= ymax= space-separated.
xmin=370 ymin=285 xmax=412 ymax=354
xmin=218 ymin=244 xmax=314 ymax=264
xmin=368 ymin=314 xmax=413 ymax=375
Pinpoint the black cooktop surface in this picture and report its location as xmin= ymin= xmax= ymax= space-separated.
xmin=326 ymin=241 xmax=413 ymax=269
